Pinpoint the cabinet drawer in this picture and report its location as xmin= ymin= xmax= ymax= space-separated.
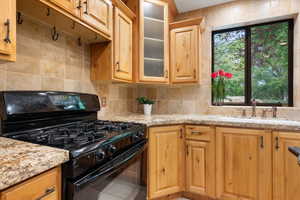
xmin=185 ymin=125 xmax=213 ymax=141
xmin=1 ymin=167 xmax=61 ymax=200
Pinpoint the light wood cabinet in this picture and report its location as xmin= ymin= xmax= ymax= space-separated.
xmin=216 ymin=127 xmax=272 ymax=200
xmin=0 ymin=167 xmax=61 ymax=200
xmin=91 ymin=1 xmax=134 ymax=82
xmin=113 ymin=7 xmax=133 ymax=81
xmin=185 ymin=126 xmax=215 ymax=198
xmin=0 ymin=0 xmax=16 ymax=62
xmin=49 ymin=0 xmax=79 ymax=16
xmin=273 ymin=131 xmax=300 ymax=200
xmin=139 ymin=0 xmax=169 ymax=83
xmin=148 ymin=125 xmax=184 ymax=199
xmin=170 ymin=25 xmax=199 ymax=83
xmin=80 ymin=0 xmax=113 ymax=37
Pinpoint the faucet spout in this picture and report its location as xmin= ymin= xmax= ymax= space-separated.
xmin=251 ymin=99 xmax=256 ymax=117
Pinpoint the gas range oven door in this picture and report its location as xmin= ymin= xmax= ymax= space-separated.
xmin=67 ymin=139 xmax=147 ymax=200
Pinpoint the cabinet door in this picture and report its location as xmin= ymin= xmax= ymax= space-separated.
xmin=148 ymin=126 xmax=184 ymax=199
xmin=0 ymin=167 xmax=61 ymax=200
xmin=49 ymin=0 xmax=79 ymax=16
xmin=171 ymin=26 xmax=198 ymax=83
xmin=0 ymin=0 xmax=16 ymax=61
xmin=139 ymin=0 xmax=169 ymax=83
xmin=186 ymin=139 xmax=215 ymax=198
xmin=273 ymin=131 xmax=300 ymax=200
xmin=113 ymin=8 xmax=133 ymax=81
xmin=216 ymin=127 xmax=272 ymax=200
xmin=81 ymin=0 xmax=113 ymax=37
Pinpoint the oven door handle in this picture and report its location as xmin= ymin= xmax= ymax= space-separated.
xmin=72 ymin=139 xmax=147 ymax=190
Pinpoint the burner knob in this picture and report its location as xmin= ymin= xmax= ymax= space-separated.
xmin=138 ymin=131 xmax=145 ymax=137
xmin=96 ymin=149 xmax=106 ymax=160
xmin=107 ymin=145 xmax=117 ymax=154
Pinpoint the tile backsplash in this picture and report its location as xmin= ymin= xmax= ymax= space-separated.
xmin=1 ymin=0 xmax=300 ymax=120
xmin=0 ymin=15 xmax=137 ymax=116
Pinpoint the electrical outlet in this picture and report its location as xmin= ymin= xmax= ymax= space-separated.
xmin=101 ymin=97 xmax=107 ymax=107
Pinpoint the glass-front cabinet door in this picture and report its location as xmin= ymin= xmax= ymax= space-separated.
xmin=139 ymin=0 xmax=169 ymax=83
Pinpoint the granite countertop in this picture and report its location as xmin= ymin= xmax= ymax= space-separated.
xmin=101 ymin=114 xmax=300 ymax=131
xmin=0 ymin=137 xmax=69 ymax=191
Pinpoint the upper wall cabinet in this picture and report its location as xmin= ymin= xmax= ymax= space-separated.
xmin=169 ymin=18 xmax=203 ymax=84
xmin=0 ymin=0 xmax=16 ymax=62
xmin=80 ymin=0 xmax=113 ymax=37
xmin=49 ymin=0 xmax=80 ymax=16
xmin=91 ymin=0 xmax=135 ymax=83
xmin=113 ymin=7 xmax=133 ymax=81
xmin=139 ymin=0 xmax=169 ymax=83
xmin=170 ymin=25 xmax=198 ymax=83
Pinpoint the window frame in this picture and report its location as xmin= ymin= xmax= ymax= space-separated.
xmin=211 ymin=19 xmax=294 ymax=107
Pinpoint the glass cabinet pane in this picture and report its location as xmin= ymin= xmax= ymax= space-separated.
xmin=144 ymin=2 xmax=164 ymax=20
xmin=144 ymin=59 xmax=164 ymax=77
xmin=144 ymin=18 xmax=164 ymax=40
xmin=143 ymin=1 xmax=165 ymax=78
xmin=144 ymin=38 xmax=164 ymax=59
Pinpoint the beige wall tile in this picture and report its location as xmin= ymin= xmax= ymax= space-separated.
xmin=6 ymin=72 xmax=41 ymax=90
xmin=64 ymin=79 xmax=81 ymax=92
xmin=0 ymin=70 xmax=6 ymax=90
xmin=42 ymin=77 xmax=64 ymax=91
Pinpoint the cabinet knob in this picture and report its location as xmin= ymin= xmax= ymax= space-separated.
xmin=164 ymin=70 xmax=168 ymax=79
xmin=116 ymin=61 xmax=120 ymax=72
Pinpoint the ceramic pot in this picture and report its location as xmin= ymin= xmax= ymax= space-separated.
xmin=143 ymin=104 xmax=152 ymax=116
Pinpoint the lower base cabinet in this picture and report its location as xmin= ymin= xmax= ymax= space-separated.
xmin=148 ymin=125 xmax=300 ymax=200
xmin=216 ymin=127 xmax=272 ymax=200
xmin=273 ymin=131 xmax=300 ymax=200
xmin=0 ymin=167 xmax=61 ymax=200
xmin=185 ymin=125 xmax=215 ymax=198
xmin=148 ymin=126 xmax=185 ymax=199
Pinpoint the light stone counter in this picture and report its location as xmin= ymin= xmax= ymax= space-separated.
xmin=0 ymin=137 xmax=69 ymax=191
xmin=101 ymin=114 xmax=300 ymax=132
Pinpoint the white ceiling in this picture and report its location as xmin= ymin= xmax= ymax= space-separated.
xmin=174 ymin=0 xmax=237 ymax=13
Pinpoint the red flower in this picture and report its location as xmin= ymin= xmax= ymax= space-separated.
xmin=218 ymin=69 xmax=225 ymax=77
xmin=225 ymin=72 xmax=233 ymax=79
xmin=211 ymin=72 xmax=219 ymax=79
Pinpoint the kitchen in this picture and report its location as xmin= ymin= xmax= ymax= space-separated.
xmin=0 ymin=0 xmax=300 ymax=200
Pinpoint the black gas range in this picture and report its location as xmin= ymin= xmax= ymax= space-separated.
xmin=0 ymin=91 xmax=147 ymax=200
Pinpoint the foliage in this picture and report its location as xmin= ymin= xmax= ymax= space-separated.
xmin=136 ymin=97 xmax=155 ymax=105
xmin=213 ymin=21 xmax=290 ymax=104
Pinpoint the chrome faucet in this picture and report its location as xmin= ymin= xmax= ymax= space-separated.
xmin=272 ymin=106 xmax=277 ymax=118
xmin=251 ymin=99 xmax=256 ymax=117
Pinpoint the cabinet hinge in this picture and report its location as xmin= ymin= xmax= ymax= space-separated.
xmin=180 ymin=128 xmax=183 ymax=139
xmin=186 ymin=145 xmax=189 ymax=156
xmin=260 ymin=136 xmax=264 ymax=149
xmin=275 ymin=136 xmax=280 ymax=150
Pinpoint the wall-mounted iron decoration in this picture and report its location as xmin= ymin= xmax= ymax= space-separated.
xmin=17 ymin=12 xmax=23 ymax=24
xmin=47 ymin=7 xmax=51 ymax=16
xmin=78 ymin=37 xmax=82 ymax=46
xmin=71 ymin=21 xmax=76 ymax=29
xmin=51 ymin=26 xmax=59 ymax=41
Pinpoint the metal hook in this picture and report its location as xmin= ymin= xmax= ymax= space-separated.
xmin=78 ymin=37 xmax=82 ymax=46
xmin=46 ymin=7 xmax=51 ymax=16
xmin=71 ymin=21 xmax=76 ymax=29
xmin=17 ymin=12 xmax=23 ymax=24
xmin=51 ymin=26 xmax=59 ymax=41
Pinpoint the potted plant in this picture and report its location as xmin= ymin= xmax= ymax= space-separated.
xmin=136 ymin=97 xmax=155 ymax=116
xmin=211 ymin=69 xmax=233 ymax=105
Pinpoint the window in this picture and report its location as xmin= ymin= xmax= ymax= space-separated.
xmin=212 ymin=20 xmax=293 ymax=106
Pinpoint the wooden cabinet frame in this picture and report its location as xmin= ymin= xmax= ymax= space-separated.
xmin=0 ymin=0 xmax=16 ymax=61
xmin=170 ymin=25 xmax=199 ymax=84
xmin=139 ymin=0 xmax=169 ymax=83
